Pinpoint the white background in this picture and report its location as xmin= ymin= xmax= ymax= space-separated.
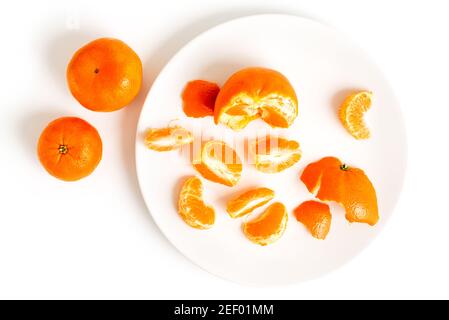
xmin=0 ymin=0 xmax=448 ymax=299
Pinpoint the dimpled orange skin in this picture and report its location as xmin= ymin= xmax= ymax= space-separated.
xmin=301 ymin=157 xmax=341 ymax=195
xmin=294 ymin=200 xmax=332 ymax=240
xmin=182 ymin=80 xmax=220 ymax=117
xmin=37 ymin=117 xmax=102 ymax=181
xmin=300 ymin=157 xmax=379 ymax=226
xmin=214 ymin=67 xmax=298 ymax=128
xmin=67 ymin=38 xmax=142 ymax=112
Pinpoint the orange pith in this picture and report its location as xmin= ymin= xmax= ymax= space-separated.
xmin=178 ymin=176 xmax=215 ymax=229
xmin=214 ymin=67 xmax=298 ymax=130
xmin=144 ymin=125 xmax=193 ymax=151
xmin=182 ymin=80 xmax=220 ymax=118
xmin=37 ymin=117 xmax=102 ymax=181
xmin=294 ymin=200 xmax=331 ymax=240
xmin=226 ymin=187 xmax=275 ymax=218
xmin=300 ymin=157 xmax=379 ymax=226
xmin=339 ymin=91 xmax=372 ymax=139
xmin=243 ymin=202 xmax=288 ymax=246
xmin=251 ymin=136 xmax=302 ymax=173
xmin=193 ymin=140 xmax=242 ymax=187
xmin=67 ymin=38 xmax=142 ymax=112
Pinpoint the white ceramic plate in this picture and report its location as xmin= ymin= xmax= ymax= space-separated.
xmin=135 ymin=14 xmax=406 ymax=286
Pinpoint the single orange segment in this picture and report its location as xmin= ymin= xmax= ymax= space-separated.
xmin=226 ymin=187 xmax=275 ymax=218
xmin=243 ymin=202 xmax=288 ymax=246
xmin=339 ymin=91 xmax=372 ymax=139
xmin=214 ymin=67 xmax=298 ymax=130
xmin=144 ymin=125 xmax=193 ymax=151
xmin=182 ymin=80 xmax=220 ymax=118
xmin=300 ymin=156 xmax=379 ymax=226
xmin=251 ymin=136 xmax=302 ymax=173
xmin=178 ymin=176 xmax=215 ymax=229
xmin=294 ymin=200 xmax=331 ymax=240
xmin=193 ymin=140 xmax=242 ymax=187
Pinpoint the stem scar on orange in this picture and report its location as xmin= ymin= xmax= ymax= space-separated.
xmin=37 ymin=117 xmax=102 ymax=181
xmin=300 ymin=156 xmax=379 ymax=226
xmin=67 ymin=38 xmax=143 ymax=112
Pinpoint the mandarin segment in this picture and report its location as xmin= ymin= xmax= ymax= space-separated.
xmin=193 ymin=140 xmax=242 ymax=187
xmin=182 ymin=80 xmax=220 ymax=118
xmin=178 ymin=176 xmax=215 ymax=229
xmin=226 ymin=187 xmax=275 ymax=218
xmin=300 ymin=157 xmax=379 ymax=226
xmin=339 ymin=91 xmax=372 ymax=139
xmin=144 ymin=125 xmax=193 ymax=151
xmin=259 ymin=94 xmax=297 ymax=128
xmin=243 ymin=202 xmax=288 ymax=246
xmin=214 ymin=67 xmax=298 ymax=130
xmin=251 ymin=136 xmax=302 ymax=173
xmin=294 ymin=200 xmax=332 ymax=240
xmin=37 ymin=117 xmax=102 ymax=181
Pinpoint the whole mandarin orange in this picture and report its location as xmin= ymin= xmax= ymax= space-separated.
xmin=37 ymin=117 xmax=102 ymax=181
xmin=67 ymin=38 xmax=142 ymax=112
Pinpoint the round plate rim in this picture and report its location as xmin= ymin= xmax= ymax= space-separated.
xmin=134 ymin=13 xmax=408 ymax=286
